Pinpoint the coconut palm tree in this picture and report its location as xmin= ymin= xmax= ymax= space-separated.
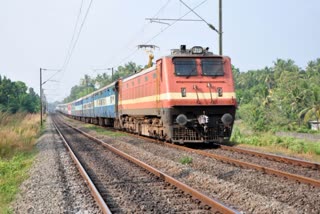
xmin=299 ymin=89 xmax=320 ymax=127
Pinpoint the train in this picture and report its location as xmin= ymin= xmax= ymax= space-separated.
xmin=57 ymin=45 xmax=237 ymax=144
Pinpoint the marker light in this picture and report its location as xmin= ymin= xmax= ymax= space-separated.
xmin=191 ymin=46 xmax=203 ymax=54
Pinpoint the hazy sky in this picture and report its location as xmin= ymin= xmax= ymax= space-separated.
xmin=1 ymin=0 xmax=319 ymax=102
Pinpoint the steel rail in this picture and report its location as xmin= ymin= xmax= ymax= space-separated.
xmin=96 ymin=124 xmax=320 ymax=187
xmin=164 ymin=143 xmax=320 ymax=188
xmin=62 ymin=121 xmax=241 ymax=214
xmin=59 ymin=114 xmax=320 ymax=188
xmin=52 ymin=121 xmax=112 ymax=214
xmin=213 ymin=143 xmax=320 ymax=170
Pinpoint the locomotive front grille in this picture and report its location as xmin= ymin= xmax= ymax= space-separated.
xmin=172 ymin=126 xmax=229 ymax=143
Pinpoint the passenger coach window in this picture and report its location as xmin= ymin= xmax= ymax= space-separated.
xmin=201 ymin=58 xmax=224 ymax=76
xmin=173 ymin=58 xmax=197 ymax=76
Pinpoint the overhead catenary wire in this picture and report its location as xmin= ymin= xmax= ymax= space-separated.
xmin=47 ymin=0 xmax=89 ymax=88
xmin=61 ymin=0 xmax=94 ymax=72
xmin=103 ymin=0 xmax=172 ymax=69
xmin=47 ymin=0 xmax=93 ymax=102
xmin=53 ymin=0 xmax=208 ymax=102
xmin=145 ymin=0 xmax=208 ymax=44
xmin=113 ymin=0 xmax=208 ymax=69
xmin=41 ymin=68 xmax=61 ymax=85
xmin=45 ymin=0 xmax=85 ymax=87
xmin=61 ymin=0 xmax=84 ymax=71
xmin=120 ymin=0 xmax=172 ymax=54
xmin=179 ymin=0 xmax=219 ymax=33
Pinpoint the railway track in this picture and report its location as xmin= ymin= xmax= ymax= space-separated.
xmin=52 ymin=115 xmax=240 ymax=214
xmin=59 ymin=114 xmax=320 ymax=188
xmin=169 ymin=143 xmax=320 ymax=187
xmin=110 ymin=126 xmax=320 ymax=187
xmin=212 ymin=143 xmax=320 ymax=170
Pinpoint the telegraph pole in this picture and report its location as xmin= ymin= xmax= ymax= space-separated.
xmin=109 ymin=67 xmax=114 ymax=81
xmin=219 ymin=0 xmax=222 ymax=55
xmin=40 ymin=68 xmax=43 ymax=126
xmin=39 ymin=68 xmax=60 ymax=126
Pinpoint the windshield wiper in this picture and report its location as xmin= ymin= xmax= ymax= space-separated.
xmin=186 ymin=68 xmax=196 ymax=79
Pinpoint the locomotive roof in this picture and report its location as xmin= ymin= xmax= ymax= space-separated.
xmin=122 ymin=65 xmax=156 ymax=82
xmin=166 ymin=54 xmax=223 ymax=58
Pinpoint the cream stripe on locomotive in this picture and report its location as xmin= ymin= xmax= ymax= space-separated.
xmin=120 ymin=92 xmax=236 ymax=105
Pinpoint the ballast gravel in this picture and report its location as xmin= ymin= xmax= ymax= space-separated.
xmin=11 ymin=117 xmax=101 ymax=214
xmin=63 ymin=116 xmax=320 ymax=214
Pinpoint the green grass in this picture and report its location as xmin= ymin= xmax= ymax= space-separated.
xmin=179 ymin=156 xmax=193 ymax=165
xmin=0 ymin=112 xmax=40 ymax=212
xmin=84 ymin=124 xmax=126 ymax=137
xmin=0 ymin=152 xmax=36 ymax=213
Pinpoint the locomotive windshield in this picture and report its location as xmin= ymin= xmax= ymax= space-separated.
xmin=201 ymin=58 xmax=224 ymax=76
xmin=173 ymin=58 xmax=197 ymax=76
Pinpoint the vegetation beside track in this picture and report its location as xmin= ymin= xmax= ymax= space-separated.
xmin=233 ymin=59 xmax=320 ymax=132
xmin=179 ymin=156 xmax=193 ymax=165
xmin=231 ymin=59 xmax=320 ymax=162
xmin=231 ymin=122 xmax=320 ymax=162
xmin=0 ymin=113 xmax=41 ymax=213
xmin=84 ymin=124 xmax=126 ymax=137
xmin=0 ymin=75 xmax=39 ymax=114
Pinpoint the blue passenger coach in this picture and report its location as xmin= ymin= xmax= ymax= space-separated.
xmin=57 ymin=81 xmax=118 ymax=126
xmin=93 ymin=82 xmax=117 ymax=126
xmin=73 ymin=98 xmax=83 ymax=117
xmin=82 ymin=94 xmax=94 ymax=120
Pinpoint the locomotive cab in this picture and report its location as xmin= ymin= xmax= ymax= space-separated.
xmin=117 ymin=45 xmax=236 ymax=144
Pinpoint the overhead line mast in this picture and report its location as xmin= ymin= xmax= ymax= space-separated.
xmin=219 ymin=0 xmax=222 ymax=55
xmin=146 ymin=0 xmax=223 ymax=55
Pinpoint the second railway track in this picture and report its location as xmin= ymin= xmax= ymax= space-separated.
xmin=95 ymin=121 xmax=320 ymax=187
xmin=73 ymin=114 xmax=320 ymax=187
xmin=52 ymin=115 xmax=239 ymax=213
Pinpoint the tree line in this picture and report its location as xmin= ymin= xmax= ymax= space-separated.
xmin=63 ymin=62 xmax=142 ymax=103
xmin=0 ymin=75 xmax=39 ymax=113
xmin=233 ymin=58 xmax=320 ymax=131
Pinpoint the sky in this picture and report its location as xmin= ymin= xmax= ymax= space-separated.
xmin=0 ymin=0 xmax=319 ymax=102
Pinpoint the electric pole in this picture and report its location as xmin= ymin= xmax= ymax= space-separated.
xmin=219 ymin=0 xmax=222 ymax=55
xmin=39 ymin=68 xmax=60 ymax=126
xmin=40 ymin=68 xmax=43 ymax=126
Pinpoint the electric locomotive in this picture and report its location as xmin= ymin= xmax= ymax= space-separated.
xmin=116 ymin=45 xmax=237 ymax=143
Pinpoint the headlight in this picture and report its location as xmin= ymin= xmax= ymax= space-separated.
xmin=191 ymin=46 xmax=203 ymax=54
xmin=221 ymin=113 xmax=233 ymax=126
xmin=176 ymin=114 xmax=188 ymax=126
xmin=198 ymin=115 xmax=209 ymax=125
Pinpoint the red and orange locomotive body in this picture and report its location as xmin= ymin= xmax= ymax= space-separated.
xmin=117 ymin=45 xmax=237 ymax=143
